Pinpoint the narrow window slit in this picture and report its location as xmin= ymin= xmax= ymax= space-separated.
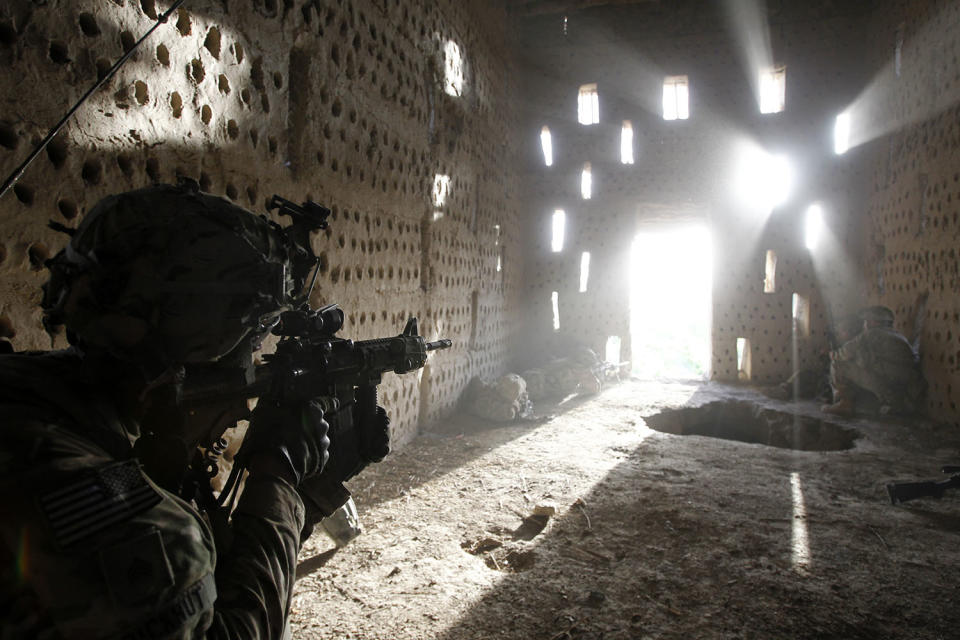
xmin=551 ymin=209 xmax=565 ymax=253
xmin=620 ymin=120 xmax=634 ymax=164
xmin=551 ymin=291 xmax=560 ymax=331
xmin=579 ymin=251 xmax=591 ymax=292
xmin=663 ymin=75 xmax=689 ymax=121
xmin=737 ymin=337 xmax=751 ymax=380
xmin=764 ymin=250 xmax=777 ymax=293
xmin=578 ymin=83 xmax=599 ymax=125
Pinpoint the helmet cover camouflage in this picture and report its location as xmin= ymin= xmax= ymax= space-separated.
xmin=859 ymin=305 xmax=895 ymax=327
xmin=42 ymin=183 xmax=303 ymax=370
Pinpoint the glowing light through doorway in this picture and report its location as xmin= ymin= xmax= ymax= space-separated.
xmin=630 ymin=225 xmax=712 ymax=379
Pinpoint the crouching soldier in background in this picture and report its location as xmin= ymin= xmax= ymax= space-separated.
xmin=0 ymin=183 xmax=349 ymax=638
xmin=822 ymin=305 xmax=926 ymax=417
xmin=764 ymin=312 xmax=863 ymax=402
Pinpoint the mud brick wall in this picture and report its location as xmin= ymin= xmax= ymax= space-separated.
xmin=516 ymin=1 xmax=877 ymax=384
xmin=856 ymin=0 xmax=960 ymax=425
xmin=0 ymin=0 xmax=523 ymax=446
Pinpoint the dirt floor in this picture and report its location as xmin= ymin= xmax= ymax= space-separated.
xmin=290 ymin=380 xmax=960 ymax=640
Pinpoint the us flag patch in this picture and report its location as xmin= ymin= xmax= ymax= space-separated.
xmin=40 ymin=460 xmax=162 ymax=549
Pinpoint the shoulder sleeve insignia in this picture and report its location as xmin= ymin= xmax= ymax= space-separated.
xmin=40 ymin=459 xmax=163 ymax=549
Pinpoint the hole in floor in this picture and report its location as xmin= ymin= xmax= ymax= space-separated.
xmin=643 ymin=401 xmax=858 ymax=451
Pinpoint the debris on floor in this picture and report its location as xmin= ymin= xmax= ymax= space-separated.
xmin=292 ymin=379 xmax=960 ymax=640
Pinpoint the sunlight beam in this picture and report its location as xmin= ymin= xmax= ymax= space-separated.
xmin=722 ymin=0 xmax=774 ymax=110
xmin=790 ymin=472 xmax=811 ymax=574
xmin=841 ymin=4 xmax=960 ymax=151
xmin=805 ymin=205 xmax=868 ymax=327
xmin=731 ymin=140 xmax=793 ymax=215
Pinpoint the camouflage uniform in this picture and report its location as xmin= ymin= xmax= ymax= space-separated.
xmin=0 ymin=183 xmax=336 ymax=638
xmin=462 ymin=374 xmax=533 ymax=422
xmin=0 ymin=349 xmax=304 ymax=639
xmin=830 ymin=325 xmax=924 ymax=413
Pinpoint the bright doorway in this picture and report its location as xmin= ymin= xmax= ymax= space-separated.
xmin=629 ymin=225 xmax=712 ymax=379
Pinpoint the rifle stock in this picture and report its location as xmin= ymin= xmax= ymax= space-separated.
xmin=886 ymin=466 xmax=960 ymax=504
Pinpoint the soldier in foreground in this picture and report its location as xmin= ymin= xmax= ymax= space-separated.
xmin=0 ymin=184 xmax=346 ymax=638
xmin=822 ymin=305 xmax=925 ymax=417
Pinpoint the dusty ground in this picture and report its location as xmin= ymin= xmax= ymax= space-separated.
xmin=291 ymin=380 xmax=960 ymax=640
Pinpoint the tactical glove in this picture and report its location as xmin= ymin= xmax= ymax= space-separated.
xmin=241 ymin=397 xmax=330 ymax=486
xmin=361 ymin=405 xmax=391 ymax=463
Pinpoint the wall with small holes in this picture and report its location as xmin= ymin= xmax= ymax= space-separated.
xmin=0 ymin=0 xmax=522 ymax=446
xmin=516 ymin=1 xmax=887 ymax=385
xmin=856 ymin=0 xmax=960 ymax=425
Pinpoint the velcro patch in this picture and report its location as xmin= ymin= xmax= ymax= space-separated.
xmin=100 ymin=528 xmax=174 ymax=606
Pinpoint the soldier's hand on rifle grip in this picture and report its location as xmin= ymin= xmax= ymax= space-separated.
xmin=242 ymin=398 xmax=331 ymax=486
xmin=365 ymin=405 xmax=390 ymax=463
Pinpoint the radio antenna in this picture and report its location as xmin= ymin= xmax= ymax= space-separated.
xmin=0 ymin=0 xmax=188 ymax=200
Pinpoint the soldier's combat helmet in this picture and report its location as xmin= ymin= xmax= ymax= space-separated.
xmin=41 ymin=182 xmax=309 ymax=373
xmin=860 ymin=305 xmax=896 ymax=327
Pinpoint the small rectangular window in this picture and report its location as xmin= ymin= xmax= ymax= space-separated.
xmin=759 ymin=66 xmax=786 ymax=114
xmin=834 ymin=113 xmax=850 ymax=154
xmin=792 ymin=293 xmax=811 ymax=338
xmin=764 ymin=250 xmax=777 ymax=293
xmin=662 ymin=75 xmax=689 ymax=121
xmin=578 ymin=83 xmax=599 ymax=125
xmin=540 ymin=126 xmax=553 ymax=167
xmin=605 ymin=335 xmax=621 ymax=365
xmin=443 ymin=40 xmax=463 ymax=97
xmin=551 ymin=209 xmax=565 ymax=252
xmin=579 ymin=251 xmax=591 ymax=292
xmin=620 ymin=120 xmax=634 ymax=164
xmin=736 ymin=337 xmax=751 ymax=380
xmin=551 ymin=291 xmax=560 ymax=331
xmin=581 ymin=162 xmax=592 ymax=200
xmin=432 ymin=174 xmax=450 ymax=207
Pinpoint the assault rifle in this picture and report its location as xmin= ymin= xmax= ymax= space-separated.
xmin=138 ymin=195 xmax=451 ymax=530
xmin=182 ymin=305 xmax=451 ymax=524
xmin=886 ymin=466 xmax=960 ymax=504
